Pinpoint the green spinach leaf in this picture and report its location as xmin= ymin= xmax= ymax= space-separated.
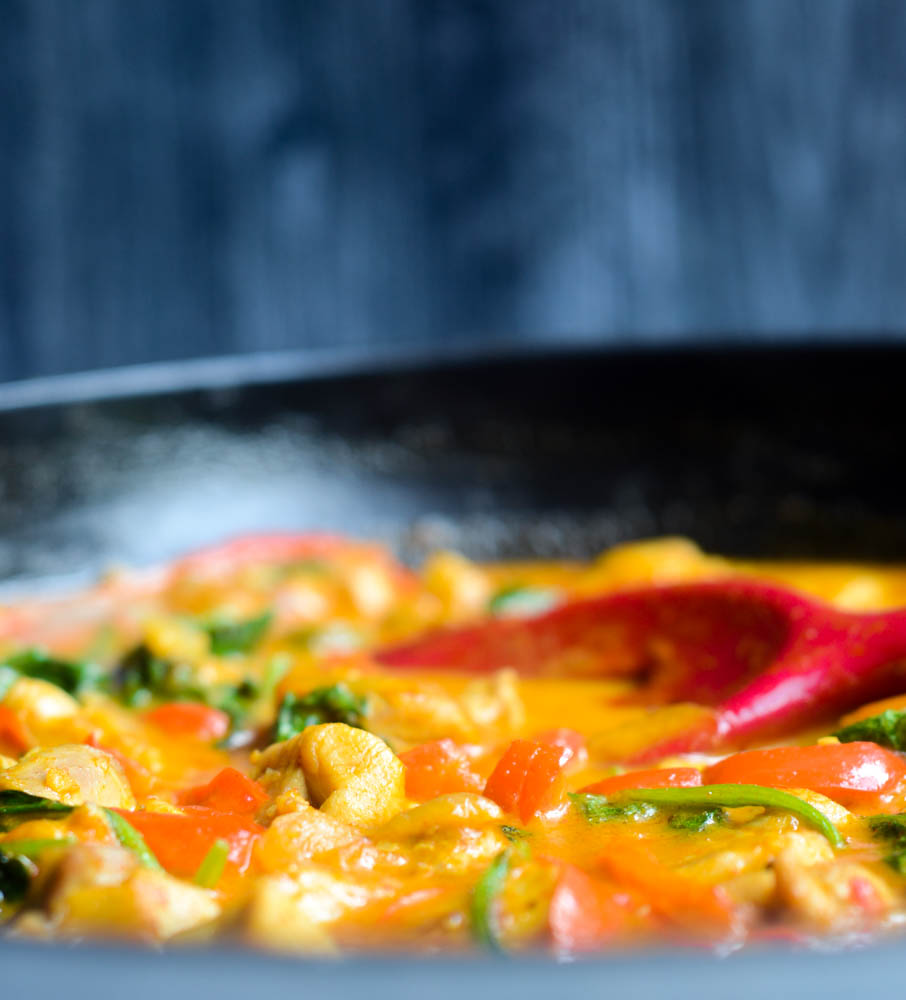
xmin=206 ymin=612 xmax=272 ymax=656
xmin=274 ymin=684 xmax=366 ymax=742
xmin=834 ymin=710 xmax=906 ymax=751
xmin=0 ymin=649 xmax=105 ymax=698
xmin=0 ymin=851 xmax=30 ymax=903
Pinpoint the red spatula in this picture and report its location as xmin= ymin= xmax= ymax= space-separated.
xmin=376 ymin=578 xmax=906 ymax=760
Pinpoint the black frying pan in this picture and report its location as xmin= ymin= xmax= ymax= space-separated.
xmin=2 ymin=340 xmax=906 ymax=997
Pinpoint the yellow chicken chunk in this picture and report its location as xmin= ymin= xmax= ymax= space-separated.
xmin=0 ymin=744 xmax=135 ymax=809
xmin=299 ymin=723 xmax=406 ymax=830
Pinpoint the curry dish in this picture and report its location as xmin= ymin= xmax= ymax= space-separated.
xmin=4 ymin=534 xmax=906 ymax=954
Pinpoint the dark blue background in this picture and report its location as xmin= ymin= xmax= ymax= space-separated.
xmin=1 ymin=0 xmax=905 ymax=380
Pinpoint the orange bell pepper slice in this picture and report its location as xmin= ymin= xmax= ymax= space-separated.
xmin=579 ymin=766 xmax=703 ymax=796
xmin=704 ymin=742 xmax=906 ymax=807
xmin=548 ymin=862 xmax=650 ymax=951
xmin=398 ymin=740 xmax=484 ymax=800
xmin=534 ymin=727 xmax=587 ymax=767
xmin=179 ymin=767 xmax=269 ymax=814
xmin=0 ymin=705 xmax=30 ymax=754
xmin=113 ymin=806 xmax=263 ymax=878
xmin=484 ymin=740 xmax=566 ymax=822
xmin=144 ymin=702 xmax=231 ymax=742
xmin=598 ymin=843 xmax=737 ymax=934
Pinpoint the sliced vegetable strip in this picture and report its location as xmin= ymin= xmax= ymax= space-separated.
xmin=145 ymin=702 xmax=231 ymax=742
xmin=704 ymin=743 xmax=906 ymax=808
xmin=399 ymin=739 xmax=483 ymax=800
xmin=606 ymin=784 xmax=844 ymax=847
xmin=113 ymin=807 xmax=263 ymax=878
xmin=193 ymin=838 xmax=230 ymax=888
xmin=579 ymin=767 xmax=702 ymax=796
xmin=484 ymin=740 xmax=566 ymax=822
xmin=598 ymin=843 xmax=736 ymax=933
xmin=0 ymin=707 xmax=30 ymax=754
xmin=470 ymin=849 xmax=513 ymax=951
xmin=179 ymin=768 xmax=268 ymax=815
xmin=104 ymin=808 xmax=163 ymax=870
xmin=548 ymin=862 xmax=646 ymax=951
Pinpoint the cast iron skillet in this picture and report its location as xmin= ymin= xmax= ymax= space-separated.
xmin=2 ymin=339 xmax=906 ymax=997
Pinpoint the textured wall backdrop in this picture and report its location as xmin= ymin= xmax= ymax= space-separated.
xmin=1 ymin=0 xmax=905 ymax=379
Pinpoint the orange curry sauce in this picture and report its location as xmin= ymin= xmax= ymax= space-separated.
xmin=2 ymin=535 xmax=906 ymax=954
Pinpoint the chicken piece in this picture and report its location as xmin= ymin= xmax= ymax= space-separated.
xmin=460 ymin=669 xmax=525 ymax=735
xmin=422 ymin=550 xmax=492 ymax=621
xmin=367 ymin=684 xmax=475 ymax=744
xmin=246 ymin=862 xmax=399 ymax=953
xmin=300 ymin=723 xmax=406 ymax=830
xmin=39 ymin=843 xmax=219 ymax=942
xmin=254 ymin=724 xmax=406 ymax=830
xmin=678 ymin=825 xmax=835 ymax=887
xmin=252 ymin=734 xmax=310 ymax=801
xmin=245 ymin=875 xmax=337 ymax=954
xmin=376 ymin=793 xmax=503 ymax=841
xmin=721 ymin=870 xmax=776 ymax=908
xmin=344 ymin=562 xmax=396 ymax=619
xmin=256 ymin=802 xmax=362 ymax=873
xmin=2 ymin=678 xmax=81 ymax=744
xmin=584 ymin=537 xmax=725 ymax=590
xmin=370 ymin=795 xmax=509 ymax=879
xmin=774 ymin=837 xmax=895 ymax=931
xmin=0 ymin=744 xmax=135 ymax=809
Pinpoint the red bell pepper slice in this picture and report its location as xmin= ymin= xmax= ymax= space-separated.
xmin=144 ymin=702 xmax=231 ymax=742
xmin=534 ymin=728 xmax=587 ymax=767
xmin=548 ymin=862 xmax=648 ymax=951
xmin=704 ymin=742 xmax=906 ymax=807
xmin=112 ymin=806 xmax=263 ymax=878
xmin=179 ymin=767 xmax=269 ymax=814
xmin=398 ymin=740 xmax=484 ymax=800
xmin=0 ymin=705 xmax=30 ymax=753
xmin=598 ymin=843 xmax=737 ymax=934
xmin=579 ymin=766 xmax=703 ymax=796
xmin=484 ymin=740 xmax=566 ymax=822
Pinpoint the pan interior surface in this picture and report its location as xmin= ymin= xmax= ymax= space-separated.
xmin=0 ymin=343 xmax=904 ymax=590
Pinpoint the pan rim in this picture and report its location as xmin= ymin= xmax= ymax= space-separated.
xmin=0 ymin=333 xmax=902 ymax=414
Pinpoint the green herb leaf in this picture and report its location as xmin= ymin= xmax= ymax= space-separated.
xmin=274 ymin=684 xmax=366 ymax=742
xmin=0 ymin=790 xmax=73 ymax=818
xmin=569 ymin=794 xmax=657 ymax=824
xmin=0 ymin=665 xmax=18 ymax=701
xmin=0 ymin=649 xmax=105 ymax=698
xmin=114 ymin=644 xmax=206 ymax=707
xmin=0 ymin=851 xmax=30 ymax=903
xmin=884 ymin=851 xmax=906 ymax=875
xmin=193 ymin=838 xmax=229 ymax=888
xmin=834 ymin=710 xmax=906 ymax=751
xmin=290 ymin=624 xmax=363 ymax=656
xmin=114 ymin=643 xmax=262 ymax=744
xmin=489 ymin=586 xmax=560 ymax=619
xmin=260 ymin=655 xmax=292 ymax=701
xmin=104 ymin=809 xmax=162 ymax=870
xmin=605 ymin=785 xmax=844 ymax=848
xmin=667 ymin=808 xmax=727 ymax=832
xmin=1 ymin=837 xmax=76 ymax=859
xmin=213 ymin=680 xmax=259 ymax=729
xmin=206 ymin=612 xmax=272 ymax=656
xmin=868 ymin=813 xmax=906 ymax=844
xmin=470 ymin=849 xmax=512 ymax=951
xmin=866 ymin=814 xmax=906 ymax=874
